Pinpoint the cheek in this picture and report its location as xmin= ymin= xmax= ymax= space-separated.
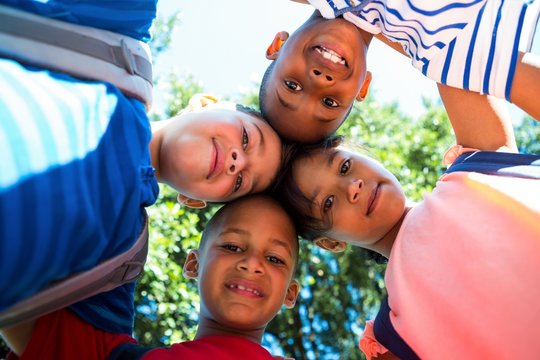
xmin=332 ymin=211 xmax=363 ymax=237
xmin=198 ymin=179 xmax=232 ymax=202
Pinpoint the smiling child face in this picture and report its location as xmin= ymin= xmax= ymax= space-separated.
xmin=292 ymin=146 xmax=406 ymax=248
xmin=159 ymin=103 xmax=282 ymax=202
xmin=262 ymin=14 xmax=370 ymax=143
xmin=195 ymin=195 xmax=299 ymax=330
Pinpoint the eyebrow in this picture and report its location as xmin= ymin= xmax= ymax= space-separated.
xmin=314 ymin=113 xmax=338 ymax=124
xmin=276 ymin=91 xmax=297 ymax=111
xmin=247 ymin=121 xmax=267 ymax=194
xmin=277 ymin=90 xmax=337 ymax=124
xmin=220 ymin=227 xmax=250 ymax=237
xmin=310 ymin=150 xmax=340 ymax=204
xmin=253 ymin=121 xmax=264 ymax=147
xmin=219 ymin=228 xmax=294 ymax=258
xmin=270 ymin=238 xmax=294 ymax=259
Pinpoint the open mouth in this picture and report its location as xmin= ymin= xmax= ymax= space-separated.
xmin=367 ymin=184 xmax=380 ymax=216
xmin=314 ymin=45 xmax=347 ymax=66
xmin=225 ymin=280 xmax=264 ymax=298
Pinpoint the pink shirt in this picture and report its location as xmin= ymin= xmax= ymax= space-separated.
xmin=362 ymin=148 xmax=540 ymax=359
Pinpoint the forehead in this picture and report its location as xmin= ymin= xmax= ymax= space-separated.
xmin=212 ymin=198 xmax=298 ymax=251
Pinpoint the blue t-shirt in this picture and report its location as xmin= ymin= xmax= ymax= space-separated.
xmin=0 ymin=0 xmax=157 ymax=42
xmin=0 ymin=0 xmax=159 ymax=334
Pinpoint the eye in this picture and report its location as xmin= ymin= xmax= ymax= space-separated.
xmin=340 ymin=159 xmax=351 ymax=175
xmin=221 ymin=244 xmax=242 ymax=252
xmin=323 ymin=97 xmax=339 ymax=107
xmin=284 ymin=80 xmax=302 ymax=91
xmin=267 ymin=255 xmax=285 ymax=265
xmin=322 ymin=195 xmax=334 ymax=212
xmin=242 ymin=128 xmax=249 ymax=150
xmin=233 ymin=173 xmax=243 ymax=192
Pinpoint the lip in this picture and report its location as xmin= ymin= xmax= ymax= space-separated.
xmin=312 ymin=43 xmax=349 ymax=70
xmin=366 ymin=184 xmax=380 ymax=216
xmin=207 ymin=139 xmax=224 ymax=179
xmin=225 ymin=278 xmax=265 ymax=298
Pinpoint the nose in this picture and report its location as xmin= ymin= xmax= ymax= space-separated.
xmin=237 ymin=253 xmax=264 ymax=275
xmin=347 ymin=178 xmax=363 ymax=203
xmin=226 ymin=149 xmax=247 ymax=175
xmin=310 ymin=68 xmax=334 ymax=84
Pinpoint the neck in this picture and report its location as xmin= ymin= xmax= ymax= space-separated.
xmin=194 ymin=317 xmax=265 ymax=345
xmin=373 ymin=205 xmax=413 ymax=258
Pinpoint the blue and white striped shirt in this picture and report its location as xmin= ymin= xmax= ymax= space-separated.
xmin=309 ymin=0 xmax=540 ymax=100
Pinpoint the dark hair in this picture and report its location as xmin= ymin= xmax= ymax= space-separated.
xmin=272 ymin=135 xmax=388 ymax=264
xmin=235 ymin=102 xmax=306 ymax=197
xmin=273 ymin=135 xmax=343 ymax=239
xmin=258 ymin=61 xmax=276 ymax=123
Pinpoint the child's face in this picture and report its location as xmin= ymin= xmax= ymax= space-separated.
xmin=263 ymin=15 xmax=369 ymax=143
xmin=292 ymin=146 xmax=406 ymax=248
xmin=197 ymin=196 xmax=298 ymax=330
xmin=160 ymin=104 xmax=282 ymax=202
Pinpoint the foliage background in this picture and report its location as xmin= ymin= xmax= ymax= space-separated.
xmin=1 ymin=8 xmax=539 ymax=360
xmin=132 ymin=13 xmax=540 ymax=360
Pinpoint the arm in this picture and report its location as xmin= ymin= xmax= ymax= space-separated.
xmin=437 ymin=84 xmax=517 ymax=152
xmin=0 ymin=320 xmax=35 ymax=356
xmin=373 ymin=36 xmax=517 ymax=152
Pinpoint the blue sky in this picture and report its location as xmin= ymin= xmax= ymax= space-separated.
xmin=154 ymin=0 xmax=538 ymax=122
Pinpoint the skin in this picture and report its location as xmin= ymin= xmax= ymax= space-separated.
xmin=264 ymin=11 xmax=373 ymax=143
xmin=510 ymin=51 xmax=540 ymax=121
xmin=268 ymin=1 xmax=539 ymax=145
xmin=293 ymin=146 xmax=407 ymax=257
xmin=3 ymin=195 xmax=300 ymax=355
xmin=150 ymin=102 xmax=282 ymax=203
xmin=183 ymin=195 xmax=300 ymax=344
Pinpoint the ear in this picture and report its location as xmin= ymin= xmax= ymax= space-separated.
xmin=266 ymin=31 xmax=289 ymax=60
xmin=356 ymin=71 xmax=372 ymax=102
xmin=187 ymin=94 xmax=220 ymax=111
xmin=183 ymin=250 xmax=200 ymax=279
xmin=313 ymin=236 xmax=347 ymax=253
xmin=177 ymin=194 xmax=207 ymax=209
xmin=283 ymin=280 xmax=300 ymax=309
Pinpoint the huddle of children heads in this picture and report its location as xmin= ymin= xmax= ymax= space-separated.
xmin=160 ymin=1 xmax=540 ymax=357
xmin=168 ymin=8 xmax=395 ymax=257
xmin=160 ymin=7 xmax=403 ymax=343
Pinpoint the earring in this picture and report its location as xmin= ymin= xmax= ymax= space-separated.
xmin=179 ymin=197 xmax=207 ymax=209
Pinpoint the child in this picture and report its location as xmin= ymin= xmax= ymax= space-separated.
xmin=0 ymin=1 xmax=283 ymax=343
xmin=2 ymin=194 xmax=300 ymax=360
xmin=259 ymin=0 xmax=540 ymax=143
xmin=272 ymin=130 xmax=540 ymax=357
xmin=150 ymin=94 xmax=283 ymax=206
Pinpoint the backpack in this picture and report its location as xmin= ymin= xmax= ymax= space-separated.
xmin=0 ymin=211 xmax=149 ymax=328
xmin=0 ymin=4 xmax=153 ymax=109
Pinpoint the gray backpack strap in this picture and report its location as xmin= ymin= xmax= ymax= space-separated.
xmin=0 ymin=211 xmax=149 ymax=328
xmin=0 ymin=4 xmax=153 ymax=109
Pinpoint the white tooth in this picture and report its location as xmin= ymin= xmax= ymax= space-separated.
xmin=323 ymin=51 xmax=331 ymax=60
xmin=237 ymin=285 xmax=246 ymax=290
xmin=253 ymin=290 xmax=260 ymax=296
